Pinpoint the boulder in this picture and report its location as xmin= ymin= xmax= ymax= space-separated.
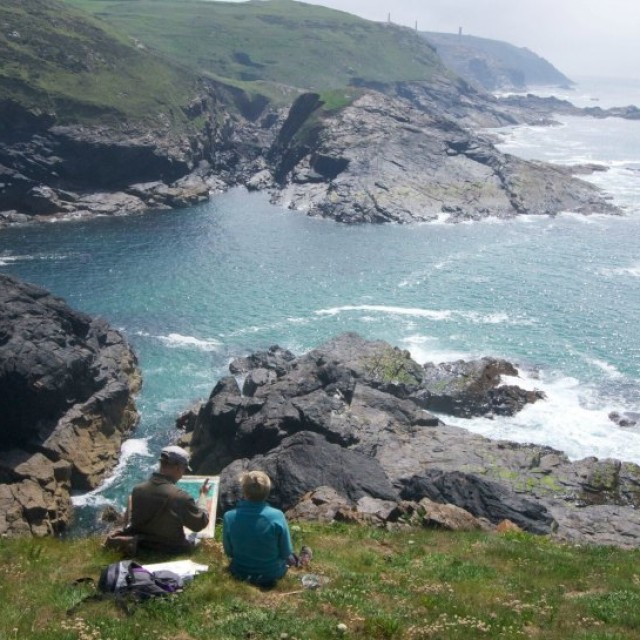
xmin=400 ymin=470 xmax=555 ymax=535
xmin=418 ymin=497 xmax=488 ymax=532
xmin=217 ymin=431 xmax=398 ymax=514
xmin=286 ymin=486 xmax=354 ymax=523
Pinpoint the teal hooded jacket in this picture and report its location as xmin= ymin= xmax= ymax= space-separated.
xmin=223 ymin=500 xmax=294 ymax=585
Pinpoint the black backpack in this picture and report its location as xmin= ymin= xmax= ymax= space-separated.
xmin=69 ymin=560 xmax=183 ymax=615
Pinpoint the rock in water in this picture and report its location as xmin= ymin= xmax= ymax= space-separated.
xmin=0 ymin=274 xmax=141 ymax=536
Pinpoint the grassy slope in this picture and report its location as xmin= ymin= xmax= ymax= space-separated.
xmin=2 ymin=523 xmax=640 ymax=639
xmin=62 ymin=0 xmax=447 ymax=93
xmin=0 ymin=0 xmax=200 ymax=125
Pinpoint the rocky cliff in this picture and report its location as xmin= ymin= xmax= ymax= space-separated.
xmin=1 ymin=67 xmax=630 ymax=228
xmin=179 ymin=333 xmax=640 ymax=547
xmin=0 ymin=274 xmax=141 ymax=536
xmin=262 ymin=83 xmax=620 ymax=223
xmin=421 ymin=32 xmax=573 ymax=91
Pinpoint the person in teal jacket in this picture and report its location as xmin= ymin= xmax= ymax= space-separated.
xmin=222 ymin=470 xmax=294 ymax=587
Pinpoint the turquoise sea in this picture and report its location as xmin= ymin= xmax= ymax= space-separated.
xmin=1 ymin=78 xmax=639 ymax=530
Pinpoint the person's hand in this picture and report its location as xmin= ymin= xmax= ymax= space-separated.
xmin=200 ymin=478 xmax=210 ymax=496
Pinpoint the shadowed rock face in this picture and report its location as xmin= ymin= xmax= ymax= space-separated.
xmin=181 ymin=333 xmax=640 ymax=547
xmin=0 ymin=274 xmax=141 ymax=536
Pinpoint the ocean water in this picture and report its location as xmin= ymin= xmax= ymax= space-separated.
xmin=1 ymin=78 xmax=639 ymax=530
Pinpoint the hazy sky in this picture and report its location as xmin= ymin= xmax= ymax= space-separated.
xmin=299 ymin=0 xmax=640 ymax=81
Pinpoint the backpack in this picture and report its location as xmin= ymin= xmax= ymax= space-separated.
xmin=69 ymin=560 xmax=183 ymax=615
xmin=98 ymin=560 xmax=183 ymax=599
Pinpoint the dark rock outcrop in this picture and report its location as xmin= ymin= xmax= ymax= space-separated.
xmin=399 ymin=470 xmax=555 ymax=534
xmin=182 ymin=333 xmax=640 ymax=547
xmin=420 ymin=358 xmax=545 ymax=417
xmin=0 ymin=274 xmax=141 ymax=536
xmin=217 ymin=431 xmax=398 ymax=514
xmin=0 ymin=87 xmax=273 ymax=227
xmin=499 ymin=93 xmax=640 ymax=122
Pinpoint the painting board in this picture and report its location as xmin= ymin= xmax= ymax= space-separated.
xmin=176 ymin=475 xmax=219 ymax=540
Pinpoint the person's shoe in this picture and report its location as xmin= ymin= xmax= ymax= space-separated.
xmin=299 ymin=546 xmax=313 ymax=567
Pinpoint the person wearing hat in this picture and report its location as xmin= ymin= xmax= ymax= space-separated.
xmin=126 ymin=445 xmax=210 ymax=554
xmin=222 ymin=470 xmax=295 ymax=588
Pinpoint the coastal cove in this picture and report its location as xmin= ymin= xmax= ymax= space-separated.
xmin=1 ymin=82 xmax=639 ymax=532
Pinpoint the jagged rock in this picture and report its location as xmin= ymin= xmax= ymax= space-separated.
xmin=285 ymin=490 xmax=487 ymax=532
xmin=495 ymin=520 xmax=522 ymax=533
xmin=0 ymin=77 xmax=625 ymax=228
xmin=286 ymin=486 xmax=354 ymax=523
xmin=500 ymin=93 xmax=640 ymax=122
xmin=217 ymin=431 xmax=398 ymax=513
xmin=420 ymin=357 xmax=545 ymax=418
xmin=0 ymin=274 xmax=141 ymax=536
xmin=100 ymin=505 xmax=125 ymax=525
xmin=609 ymin=411 xmax=639 ymax=428
xmin=188 ymin=333 xmax=640 ymax=546
xmin=269 ymin=87 xmax=620 ymax=223
xmin=400 ymin=470 xmax=555 ymax=535
xmin=418 ymin=497 xmax=488 ymax=532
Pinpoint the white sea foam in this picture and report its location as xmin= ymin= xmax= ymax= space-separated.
xmin=0 ymin=254 xmax=32 ymax=265
xmin=315 ymin=305 xmax=532 ymax=326
xmin=134 ymin=330 xmax=222 ymax=350
xmin=585 ymin=358 xmax=624 ymax=379
xmin=400 ymin=334 xmax=475 ymax=365
xmin=600 ymin=263 xmax=640 ymax=278
xmin=71 ymin=438 xmax=151 ymax=507
xmin=157 ymin=333 xmax=222 ymax=351
xmin=316 ymin=305 xmax=452 ymax=320
xmin=441 ymin=370 xmax=640 ymax=465
xmin=0 ymin=253 xmax=71 ymax=265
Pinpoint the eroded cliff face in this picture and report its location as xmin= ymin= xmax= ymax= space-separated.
xmin=264 ymin=84 xmax=620 ymax=223
xmin=0 ymin=77 xmax=626 ymax=228
xmin=0 ymin=82 xmax=278 ymax=225
xmin=0 ymin=274 xmax=141 ymax=536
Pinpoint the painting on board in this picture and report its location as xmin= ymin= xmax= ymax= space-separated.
xmin=176 ymin=475 xmax=219 ymax=540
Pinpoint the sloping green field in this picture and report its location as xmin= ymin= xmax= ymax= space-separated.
xmin=0 ymin=0 xmax=199 ymax=124
xmin=63 ymin=0 xmax=447 ymax=90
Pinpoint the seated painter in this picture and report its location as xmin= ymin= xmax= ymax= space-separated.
xmin=222 ymin=470 xmax=294 ymax=587
xmin=126 ymin=445 xmax=210 ymax=554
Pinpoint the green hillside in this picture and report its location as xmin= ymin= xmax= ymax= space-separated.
xmin=62 ymin=0 xmax=447 ymax=91
xmin=0 ymin=0 xmax=200 ymax=125
xmin=3 ymin=524 xmax=640 ymax=639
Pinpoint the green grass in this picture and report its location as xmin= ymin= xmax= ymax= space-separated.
xmin=0 ymin=0 xmax=202 ymax=126
xmin=3 ymin=524 xmax=640 ymax=639
xmin=62 ymin=0 xmax=446 ymax=93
